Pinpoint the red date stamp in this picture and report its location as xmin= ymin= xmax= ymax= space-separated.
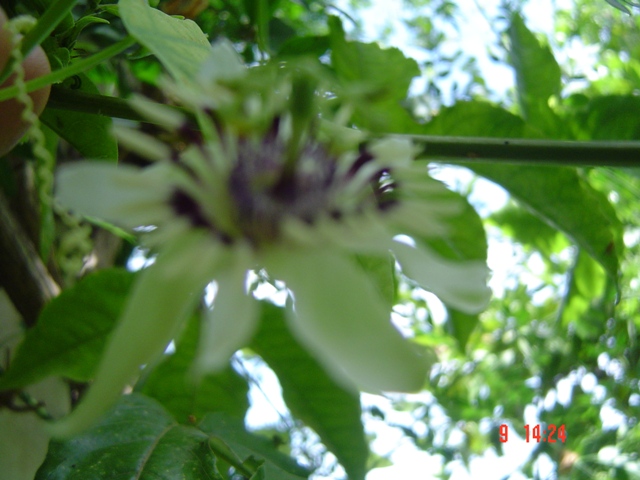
xmin=499 ymin=424 xmax=566 ymax=443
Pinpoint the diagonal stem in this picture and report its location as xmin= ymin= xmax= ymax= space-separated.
xmin=0 ymin=191 xmax=60 ymax=327
xmin=0 ymin=35 xmax=136 ymax=101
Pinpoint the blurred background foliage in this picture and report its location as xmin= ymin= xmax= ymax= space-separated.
xmin=1 ymin=0 xmax=639 ymax=479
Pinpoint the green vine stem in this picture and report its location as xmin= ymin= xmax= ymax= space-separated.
xmin=405 ymin=134 xmax=640 ymax=168
xmin=0 ymin=35 xmax=136 ymax=101
xmin=36 ymin=87 xmax=640 ymax=169
xmin=45 ymin=85 xmax=640 ymax=167
xmin=46 ymin=86 xmax=185 ymax=122
xmin=0 ymin=0 xmax=78 ymax=86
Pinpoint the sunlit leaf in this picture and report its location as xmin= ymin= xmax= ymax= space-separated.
xmin=328 ymin=15 xmax=420 ymax=133
xmin=508 ymin=13 xmax=565 ymax=137
xmin=491 ymin=204 xmax=569 ymax=259
xmin=420 ymin=100 xmax=540 ymax=138
xmin=559 ymin=249 xmax=610 ymax=340
xmin=353 ymin=252 xmax=397 ymax=308
xmin=468 ymin=163 xmax=622 ymax=283
xmin=119 ymin=0 xmax=213 ymax=83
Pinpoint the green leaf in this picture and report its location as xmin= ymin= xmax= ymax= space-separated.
xmin=268 ymin=18 xmax=297 ymax=53
xmin=604 ymin=0 xmax=632 ymax=14
xmin=509 ymin=14 xmax=561 ymax=105
xmin=140 ymin=314 xmax=250 ymax=424
xmin=491 ymin=204 xmax=569 ymax=259
xmin=277 ymin=35 xmax=330 ymax=57
xmin=353 ymin=252 xmax=397 ymax=308
xmin=41 ymin=74 xmax=118 ymax=162
xmin=421 ymin=100 xmax=540 ymax=138
xmin=467 ymin=163 xmax=622 ymax=283
xmin=419 ymin=181 xmax=488 ymax=262
xmin=448 ymin=310 xmax=480 ymax=352
xmin=574 ymin=95 xmax=640 ymax=140
xmin=251 ymin=302 xmax=368 ymax=480
xmin=36 ymin=393 xmax=223 ymax=480
xmin=559 ymin=249 xmax=608 ymax=339
xmin=200 ymin=412 xmax=310 ymax=480
xmin=119 ymin=0 xmax=213 ymax=83
xmin=352 ymin=99 xmax=421 ymax=134
xmin=245 ymin=0 xmax=271 ymax=53
xmin=328 ymin=15 xmax=420 ymax=133
xmin=329 ymin=16 xmax=419 ymax=101
xmin=508 ymin=13 xmax=564 ymax=137
xmin=0 ymin=269 xmax=134 ymax=391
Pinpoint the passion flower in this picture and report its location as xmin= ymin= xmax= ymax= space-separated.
xmin=51 ymin=41 xmax=491 ymax=437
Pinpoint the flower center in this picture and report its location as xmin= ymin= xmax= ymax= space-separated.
xmin=167 ymin=117 xmax=399 ymax=248
xmin=229 ymin=134 xmax=337 ymax=244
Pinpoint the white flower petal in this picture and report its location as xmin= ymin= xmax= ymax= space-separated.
xmin=198 ymin=39 xmax=246 ymax=83
xmin=194 ymin=248 xmax=258 ymax=375
xmin=368 ymin=137 xmax=416 ymax=168
xmin=127 ymin=95 xmax=186 ymax=129
xmin=391 ymin=240 xmax=491 ymax=314
xmin=113 ymin=126 xmax=173 ymax=162
xmin=48 ymin=231 xmax=224 ymax=438
xmin=281 ymin=212 xmax=393 ymax=253
xmin=390 ymin=199 xmax=456 ymax=238
xmin=265 ymin=249 xmax=429 ymax=393
xmin=394 ymin=168 xmax=450 ymax=195
xmin=318 ymin=118 xmax=365 ymax=151
xmin=56 ymin=163 xmax=173 ymax=229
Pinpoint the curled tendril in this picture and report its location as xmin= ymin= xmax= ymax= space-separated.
xmin=5 ymin=16 xmax=92 ymax=281
xmin=5 ymin=17 xmax=54 ymax=218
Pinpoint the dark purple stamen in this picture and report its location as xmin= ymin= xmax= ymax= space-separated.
xmin=178 ymin=123 xmax=204 ymax=145
xmin=228 ymin=134 xmax=338 ymax=244
xmin=170 ymin=189 xmax=234 ymax=244
xmin=348 ymin=143 xmax=375 ymax=177
xmin=205 ymin=108 xmax=225 ymax=137
xmin=170 ymin=189 xmax=211 ymax=228
xmin=265 ymin=116 xmax=281 ymax=142
xmin=125 ymin=152 xmax=154 ymax=167
xmin=378 ymin=198 xmax=399 ymax=211
xmin=371 ymin=169 xmax=399 ymax=211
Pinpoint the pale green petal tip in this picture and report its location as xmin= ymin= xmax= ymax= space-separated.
xmin=127 ymin=95 xmax=186 ymax=129
xmin=199 ymin=39 xmax=246 ymax=83
xmin=193 ymin=256 xmax=258 ymax=378
xmin=44 ymin=368 xmax=126 ymax=439
xmin=270 ymin=250 xmax=431 ymax=393
xmin=392 ymin=240 xmax=492 ymax=314
xmin=317 ymin=119 xmax=366 ymax=151
xmin=56 ymin=162 xmax=171 ymax=228
xmin=193 ymin=295 xmax=258 ymax=378
xmin=369 ymin=137 xmax=416 ymax=167
xmin=112 ymin=125 xmax=172 ymax=162
xmin=45 ymin=402 xmax=103 ymax=439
